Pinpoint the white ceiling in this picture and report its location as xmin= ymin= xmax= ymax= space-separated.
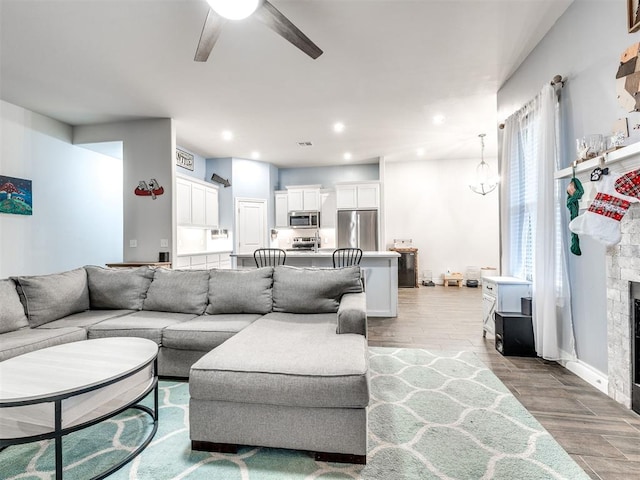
xmin=0 ymin=0 xmax=573 ymax=167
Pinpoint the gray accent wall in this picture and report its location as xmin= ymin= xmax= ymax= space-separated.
xmin=73 ymin=118 xmax=175 ymax=264
xmin=497 ymin=0 xmax=632 ymax=374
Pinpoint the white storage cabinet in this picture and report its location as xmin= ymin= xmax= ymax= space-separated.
xmin=336 ymin=182 xmax=380 ymax=209
xmin=176 ymin=176 xmax=219 ymax=228
xmin=287 ymin=186 xmax=320 ymax=212
xmin=482 ymin=276 xmax=531 ymax=337
xmin=274 ymin=191 xmax=289 ymax=227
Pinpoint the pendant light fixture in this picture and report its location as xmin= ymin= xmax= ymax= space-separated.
xmin=469 ymin=133 xmax=498 ymax=195
xmin=206 ymin=0 xmax=261 ymax=20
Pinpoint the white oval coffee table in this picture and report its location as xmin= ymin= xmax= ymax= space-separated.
xmin=0 ymin=337 xmax=159 ymax=479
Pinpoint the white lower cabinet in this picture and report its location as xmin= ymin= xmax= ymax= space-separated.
xmin=176 ymin=253 xmax=232 ymax=270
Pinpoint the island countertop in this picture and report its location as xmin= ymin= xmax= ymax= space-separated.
xmin=231 ymin=250 xmax=400 ymax=258
xmin=232 ymin=250 xmax=399 ymax=317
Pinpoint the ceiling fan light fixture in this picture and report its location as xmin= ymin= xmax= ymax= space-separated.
xmin=206 ymin=0 xmax=261 ymax=20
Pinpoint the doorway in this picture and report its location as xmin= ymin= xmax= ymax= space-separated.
xmin=235 ymin=198 xmax=267 ymax=254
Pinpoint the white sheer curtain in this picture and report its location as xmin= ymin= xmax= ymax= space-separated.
xmin=500 ymin=84 xmax=576 ymax=361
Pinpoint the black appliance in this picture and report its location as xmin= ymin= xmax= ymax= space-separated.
xmin=495 ymin=312 xmax=536 ymax=357
xmin=397 ymin=251 xmax=416 ymax=288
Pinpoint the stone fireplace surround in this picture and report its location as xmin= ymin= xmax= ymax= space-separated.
xmin=606 ymin=203 xmax=640 ymax=407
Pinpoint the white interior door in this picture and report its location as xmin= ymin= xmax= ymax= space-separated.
xmin=236 ymin=198 xmax=267 ymax=254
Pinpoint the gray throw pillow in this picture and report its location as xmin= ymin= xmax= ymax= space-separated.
xmin=272 ymin=265 xmax=363 ymax=314
xmin=0 ymin=279 xmax=30 ymax=333
xmin=85 ymin=265 xmax=155 ymax=310
xmin=206 ymin=267 xmax=273 ymax=314
xmin=143 ymin=269 xmax=209 ymax=314
xmin=12 ymin=268 xmax=90 ymax=327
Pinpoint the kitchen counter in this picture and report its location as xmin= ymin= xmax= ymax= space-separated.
xmin=232 ymin=251 xmax=399 ymax=317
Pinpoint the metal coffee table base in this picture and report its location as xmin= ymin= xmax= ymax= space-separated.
xmin=1 ymin=360 xmax=159 ymax=480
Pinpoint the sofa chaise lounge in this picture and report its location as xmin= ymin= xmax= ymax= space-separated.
xmin=0 ymin=264 xmax=370 ymax=462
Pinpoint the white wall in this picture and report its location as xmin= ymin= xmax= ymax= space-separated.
xmin=497 ymin=0 xmax=632 ymax=374
xmin=74 ymin=119 xmax=175 ymax=263
xmin=383 ymin=156 xmax=499 ymax=283
xmin=0 ymin=100 xmax=123 ymax=277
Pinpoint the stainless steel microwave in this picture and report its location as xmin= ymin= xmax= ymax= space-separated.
xmin=288 ymin=211 xmax=320 ymax=229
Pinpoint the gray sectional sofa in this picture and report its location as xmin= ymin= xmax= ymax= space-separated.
xmin=0 ymin=264 xmax=370 ymax=462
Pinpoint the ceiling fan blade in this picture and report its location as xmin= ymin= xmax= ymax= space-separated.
xmin=253 ymin=0 xmax=323 ymax=59
xmin=194 ymin=9 xmax=227 ymax=62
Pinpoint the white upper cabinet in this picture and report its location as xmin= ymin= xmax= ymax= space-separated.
xmin=286 ymin=185 xmax=320 ymax=211
xmin=176 ymin=178 xmax=192 ymax=225
xmin=176 ymin=176 xmax=219 ymax=228
xmin=275 ymin=191 xmax=289 ymax=227
xmin=320 ymin=190 xmax=337 ymax=228
xmin=336 ymin=182 xmax=380 ymax=209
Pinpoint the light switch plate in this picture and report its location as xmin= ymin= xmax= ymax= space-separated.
xmin=129 ymin=239 xmax=137 ymax=248
xmin=160 ymin=239 xmax=169 ymax=247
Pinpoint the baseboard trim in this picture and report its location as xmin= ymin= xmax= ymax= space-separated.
xmin=561 ymin=358 xmax=608 ymax=395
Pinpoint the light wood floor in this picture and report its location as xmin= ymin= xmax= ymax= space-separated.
xmin=367 ymin=285 xmax=640 ymax=480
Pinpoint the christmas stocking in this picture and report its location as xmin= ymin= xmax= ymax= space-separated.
xmin=569 ymin=173 xmax=638 ymax=246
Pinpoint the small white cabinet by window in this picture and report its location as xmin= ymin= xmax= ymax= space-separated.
xmin=275 ymin=191 xmax=289 ymax=227
xmin=336 ymin=182 xmax=380 ymax=209
xmin=286 ymin=186 xmax=320 ymax=212
xmin=176 ymin=176 xmax=219 ymax=228
xmin=482 ymin=276 xmax=531 ymax=337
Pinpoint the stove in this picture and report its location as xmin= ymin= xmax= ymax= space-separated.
xmin=288 ymin=236 xmax=321 ymax=251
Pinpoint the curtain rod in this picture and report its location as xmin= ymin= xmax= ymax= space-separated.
xmin=498 ymin=74 xmax=565 ymax=129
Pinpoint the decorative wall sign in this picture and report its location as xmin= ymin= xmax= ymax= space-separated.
xmin=629 ymin=0 xmax=640 ymax=33
xmin=134 ymin=179 xmax=164 ymax=200
xmin=0 ymin=175 xmax=32 ymax=215
xmin=616 ymin=43 xmax=640 ymax=112
xmin=176 ymin=149 xmax=194 ymax=171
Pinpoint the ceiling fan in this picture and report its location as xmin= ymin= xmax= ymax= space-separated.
xmin=194 ymin=0 xmax=323 ymax=62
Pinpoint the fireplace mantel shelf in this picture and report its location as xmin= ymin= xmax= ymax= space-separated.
xmin=555 ymin=141 xmax=640 ymax=180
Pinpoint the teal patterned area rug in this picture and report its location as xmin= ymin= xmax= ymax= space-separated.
xmin=1 ymin=347 xmax=589 ymax=480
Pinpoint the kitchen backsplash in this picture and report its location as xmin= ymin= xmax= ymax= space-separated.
xmin=177 ymin=227 xmax=233 ymax=254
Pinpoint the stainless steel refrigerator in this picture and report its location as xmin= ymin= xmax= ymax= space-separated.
xmin=337 ymin=210 xmax=379 ymax=251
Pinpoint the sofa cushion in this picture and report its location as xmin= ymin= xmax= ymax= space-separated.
xmin=88 ymin=311 xmax=196 ymax=344
xmin=163 ymin=314 xmax=262 ymax=351
xmin=0 ymin=279 xmax=29 ymax=334
xmin=190 ymin=312 xmax=369 ymax=409
xmin=143 ymin=269 xmax=209 ymax=314
xmin=85 ymin=265 xmax=154 ymax=310
xmin=0 ymin=326 xmax=87 ymax=362
xmin=12 ymin=268 xmax=90 ymax=327
xmin=206 ymin=267 xmax=273 ymax=315
xmin=272 ymin=266 xmax=363 ymax=314
xmin=37 ymin=309 xmax=134 ymax=329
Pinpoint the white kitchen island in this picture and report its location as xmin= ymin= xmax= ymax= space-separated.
xmin=233 ymin=250 xmax=400 ymax=317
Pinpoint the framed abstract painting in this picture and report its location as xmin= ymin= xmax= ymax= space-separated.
xmin=0 ymin=175 xmax=33 ymax=215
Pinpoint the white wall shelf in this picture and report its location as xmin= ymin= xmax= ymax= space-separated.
xmin=555 ymin=141 xmax=640 ymax=180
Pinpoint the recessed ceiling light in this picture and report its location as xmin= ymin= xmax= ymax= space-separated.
xmin=251 ymin=151 xmax=260 ymax=160
xmin=416 ymin=148 xmax=425 ymax=156
xmin=343 ymin=152 xmax=352 ymax=160
xmin=333 ymin=122 xmax=345 ymax=133
xmin=221 ymin=130 xmax=233 ymax=141
xmin=433 ymin=115 xmax=445 ymax=125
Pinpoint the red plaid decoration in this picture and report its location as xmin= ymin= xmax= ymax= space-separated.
xmin=587 ymin=193 xmax=631 ymax=221
xmin=615 ymin=168 xmax=640 ymax=198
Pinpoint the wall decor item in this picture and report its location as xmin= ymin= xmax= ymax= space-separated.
xmin=0 ymin=175 xmax=33 ymax=215
xmin=629 ymin=0 xmax=640 ymax=33
xmin=134 ymin=179 xmax=164 ymax=199
xmin=176 ymin=148 xmax=194 ymax=171
xmin=616 ymin=43 xmax=640 ymax=112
